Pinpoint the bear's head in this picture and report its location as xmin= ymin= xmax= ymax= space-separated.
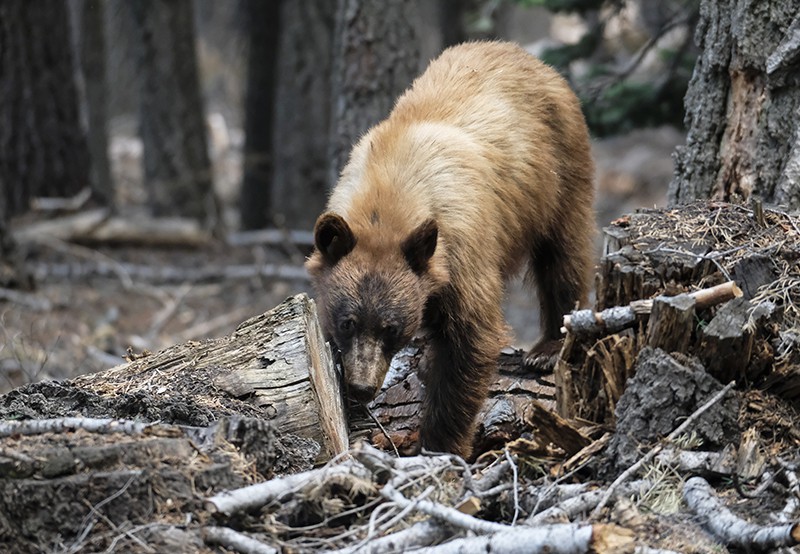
xmin=306 ymin=212 xmax=447 ymax=403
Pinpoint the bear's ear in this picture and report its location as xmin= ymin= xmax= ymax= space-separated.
xmin=402 ymin=219 xmax=438 ymax=274
xmin=314 ymin=212 xmax=356 ymax=264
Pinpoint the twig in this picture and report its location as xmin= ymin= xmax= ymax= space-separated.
xmin=590 ymin=381 xmax=736 ymax=519
xmin=325 ymin=520 xmax=449 ymax=554
xmin=390 ymin=523 xmax=633 ymax=554
xmin=363 ymin=404 xmax=399 ymax=458
xmin=69 ymin=472 xmax=142 ymax=553
xmin=504 ymin=448 xmax=520 ymax=525
xmin=380 ymin=482 xmax=510 ymax=534
xmin=528 ymin=480 xmax=651 ymax=524
xmin=202 ymin=526 xmax=278 ymax=554
xmin=684 ymin=476 xmax=800 ymax=550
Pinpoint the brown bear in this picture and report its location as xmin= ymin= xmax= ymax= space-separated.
xmin=306 ymin=41 xmax=594 ymax=457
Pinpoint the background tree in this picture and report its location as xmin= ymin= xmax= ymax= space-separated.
xmin=669 ymin=0 xmax=800 ymax=209
xmin=239 ymin=0 xmax=282 ymax=230
xmin=0 ymin=0 xmax=91 ymax=217
xmin=328 ymin=0 xmax=422 ymax=185
xmin=126 ymin=0 xmax=218 ymax=226
xmin=270 ymin=0 xmax=336 ymax=230
xmin=71 ymin=0 xmax=113 ymax=207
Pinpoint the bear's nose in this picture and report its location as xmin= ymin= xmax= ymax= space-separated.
xmin=348 ymin=383 xmax=378 ymax=403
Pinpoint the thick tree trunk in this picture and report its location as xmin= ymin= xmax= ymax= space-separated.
xmin=126 ymin=0 xmax=218 ymax=225
xmin=0 ymin=0 xmax=91 ymax=217
xmin=239 ymin=0 xmax=281 ymax=230
xmin=328 ymin=0 xmax=421 ymax=185
xmin=271 ymin=0 xmax=335 ymax=230
xmin=669 ymin=0 xmax=800 ymax=209
xmin=73 ymin=0 xmax=113 ymax=206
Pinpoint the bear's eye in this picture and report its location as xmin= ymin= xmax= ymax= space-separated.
xmin=338 ymin=318 xmax=356 ymax=335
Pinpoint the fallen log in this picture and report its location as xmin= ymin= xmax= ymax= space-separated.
xmin=1 ymin=294 xmax=348 ymax=465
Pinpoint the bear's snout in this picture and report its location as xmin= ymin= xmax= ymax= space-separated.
xmin=347 ymin=382 xmax=379 ymax=403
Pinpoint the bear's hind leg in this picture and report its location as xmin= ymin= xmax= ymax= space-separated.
xmin=525 ymin=232 xmax=592 ymax=368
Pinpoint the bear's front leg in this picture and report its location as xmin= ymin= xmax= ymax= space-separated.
xmin=419 ymin=291 xmax=503 ymax=458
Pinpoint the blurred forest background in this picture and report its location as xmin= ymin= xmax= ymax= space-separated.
xmin=0 ymin=0 xmax=701 ymax=392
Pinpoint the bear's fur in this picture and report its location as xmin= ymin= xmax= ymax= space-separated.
xmin=306 ymin=41 xmax=594 ymax=456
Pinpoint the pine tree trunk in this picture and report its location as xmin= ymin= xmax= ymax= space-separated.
xmin=126 ymin=0 xmax=217 ymax=225
xmin=74 ymin=0 xmax=113 ymax=206
xmin=669 ymin=0 xmax=800 ymax=209
xmin=271 ymin=0 xmax=335 ymax=230
xmin=239 ymin=0 xmax=281 ymax=231
xmin=328 ymin=0 xmax=421 ymax=185
xmin=0 ymin=0 xmax=91 ymax=217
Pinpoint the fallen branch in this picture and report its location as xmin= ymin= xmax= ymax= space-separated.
xmin=405 ymin=523 xmax=634 ymax=554
xmin=202 ymin=526 xmax=278 ymax=554
xmin=683 ymin=476 xmax=800 ymax=550
xmin=0 ymin=417 xmax=150 ymax=438
xmin=564 ymin=281 xmax=742 ymax=336
xmin=590 ymin=380 xmax=737 ymax=518
xmin=31 ymin=260 xmax=308 ymax=284
xmin=328 ymin=520 xmax=449 ymax=554
xmin=205 ymin=462 xmax=370 ymax=516
xmin=527 ymin=480 xmax=651 ymax=524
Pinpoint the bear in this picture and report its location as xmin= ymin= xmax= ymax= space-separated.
xmin=306 ymin=40 xmax=594 ymax=457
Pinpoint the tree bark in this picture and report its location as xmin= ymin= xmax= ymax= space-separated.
xmin=126 ymin=0 xmax=218 ymax=226
xmin=271 ymin=0 xmax=335 ymax=230
xmin=73 ymin=0 xmax=113 ymax=206
xmin=669 ymin=0 xmax=800 ymax=209
xmin=328 ymin=0 xmax=421 ymax=185
xmin=0 ymin=0 xmax=91 ymax=217
xmin=239 ymin=0 xmax=281 ymax=230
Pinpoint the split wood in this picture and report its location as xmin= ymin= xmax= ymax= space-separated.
xmin=563 ymin=280 xmax=742 ymax=336
xmin=684 ymin=476 xmax=800 ymax=550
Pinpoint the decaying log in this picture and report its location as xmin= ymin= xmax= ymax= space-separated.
xmin=684 ymin=476 xmax=800 ymax=550
xmin=1 ymin=294 xmax=347 ymax=465
xmin=354 ymin=343 xmax=562 ymax=456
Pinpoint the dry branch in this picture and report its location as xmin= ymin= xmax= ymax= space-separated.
xmin=0 ymin=417 xmax=150 ymax=437
xmin=683 ymin=476 xmax=800 ymax=550
xmin=202 ymin=526 xmax=278 ymax=554
xmin=407 ymin=524 xmax=634 ymax=554
xmin=564 ymin=281 xmax=742 ymax=336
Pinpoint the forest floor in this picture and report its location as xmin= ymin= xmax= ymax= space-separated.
xmin=3 ymin=126 xmax=800 ymax=553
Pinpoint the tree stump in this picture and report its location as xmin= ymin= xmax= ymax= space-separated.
xmin=557 ymin=202 xmax=799 ymax=424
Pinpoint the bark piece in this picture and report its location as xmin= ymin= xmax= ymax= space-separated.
xmin=605 ymin=347 xmax=739 ymax=474
xmin=699 ymin=297 xmax=755 ymax=383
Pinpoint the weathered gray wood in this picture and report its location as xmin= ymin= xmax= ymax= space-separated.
xmin=72 ymin=293 xmax=347 ymax=462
